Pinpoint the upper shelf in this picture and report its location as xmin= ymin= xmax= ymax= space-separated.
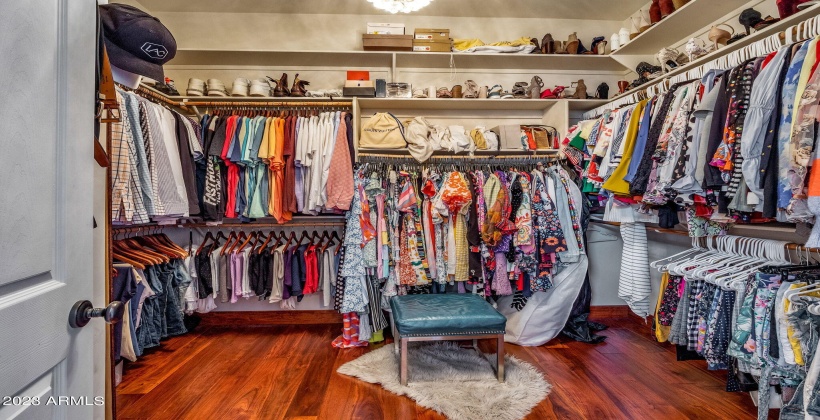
xmin=168 ymin=48 xmax=628 ymax=72
xmin=395 ymin=52 xmax=626 ymax=71
xmin=612 ymin=0 xmax=753 ymax=56
xmin=608 ymin=4 xmax=820 ymax=103
xmin=357 ymin=98 xmax=608 ymax=111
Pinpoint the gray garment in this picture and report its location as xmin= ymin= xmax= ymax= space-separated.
xmin=671 ymin=85 xmax=705 ymax=199
xmin=693 ymin=76 xmax=723 ymax=186
xmin=136 ymin=97 xmax=188 ymax=217
xmin=668 ymin=278 xmax=691 ymax=346
xmin=741 ymin=47 xmax=791 ymax=210
xmin=122 ymin=92 xmax=156 ymax=215
xmin=209 ymin=246 xmax=229 ymax=303
xmin=546 ymin=168 xmax=581 ymax=263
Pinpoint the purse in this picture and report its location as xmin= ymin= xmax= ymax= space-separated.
xmin=359 ymin=112 xmax=407 ymax=149
xmin=523 ymin=125 xmax=559 ymax=150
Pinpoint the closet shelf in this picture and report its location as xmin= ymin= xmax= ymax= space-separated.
xmin=166 ymin=48 xmax=628 ymax=72
xmin=609 ymin=4 xmax=820 ymax=103
xmin=357 ymin=98 xmax=606 ymax=111
xmin=395 ymin=52 xmax=626 ymax=71
xmin=612 ymin=0 xmax=751 ymax=56
xmin=357 ymin=148 xmax=559 ymax=157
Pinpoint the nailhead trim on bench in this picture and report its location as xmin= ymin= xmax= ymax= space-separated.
xmin=400 ymin=330 xmax=506 ymax=337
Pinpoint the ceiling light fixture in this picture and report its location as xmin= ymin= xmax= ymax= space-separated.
xmin=367 ymin=0 xmax=433 ymax=14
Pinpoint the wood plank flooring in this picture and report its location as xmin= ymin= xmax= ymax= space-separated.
xmin=116 ymin=317 xmax=764 ymax=420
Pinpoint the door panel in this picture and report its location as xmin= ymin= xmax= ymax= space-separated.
xmin=0 ymin=0 xmax=98 ymax=418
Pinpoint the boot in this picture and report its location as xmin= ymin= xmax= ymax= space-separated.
xmin=566 ymin=32 xmax=580 ymax=54
xmin=570 ymin=80 xmax=587 ymax=99
xmin=541 ymin=34 xmax=555 ymax=54
xmin=451 ymin=84 xmax=463 ymax=98
xmin=290 ymin=74 xmax=309 ymax=97
xmin=659 ymin=0 xmax=675 ymax=17
xmin=272 ymin=73 xmax=290 ymax=97
xmin=649 ymin=0 xmax=662 ymax=23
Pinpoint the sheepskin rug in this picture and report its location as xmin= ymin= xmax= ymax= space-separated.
xmin=337 ymin=342 xmax=551 ymax=420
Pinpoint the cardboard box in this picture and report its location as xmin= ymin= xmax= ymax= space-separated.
xmin=491 ymin=125 xmax=527 ymax=150
xmin=367 ymin=23 xmax=405 ymax=35
xmin=363 ymin=34 xmax=413 ymax=51
xmin=414 ymin=28 xmax=450 ymax=41
xmin=412 ymin=39 xmax=452 ymax=52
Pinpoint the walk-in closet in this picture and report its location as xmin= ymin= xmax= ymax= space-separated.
xmin=4 ymin=0 xmax=820 ymax=419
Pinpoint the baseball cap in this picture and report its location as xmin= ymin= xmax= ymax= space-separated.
xmin=99 ymin=3 xmax=176 ymax=81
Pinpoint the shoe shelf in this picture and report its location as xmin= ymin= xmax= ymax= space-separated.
xmin=357 ymin=98 xmax=607 ymax=112
xmin=169 ymin=48 xmax=628 ymax=73
xmin=611 ymin=0 xmax=753 ymax=57
xmin=608 ymin=4 xmax=820 ymax=103
xmin=357 ymin=148 xmax=560 ymax=157
xmin=394 ymin=52 xmax=626 ymax=71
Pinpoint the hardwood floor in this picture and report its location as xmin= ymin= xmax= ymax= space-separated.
xmin=116 ymin=316 xmax=763 ymax=420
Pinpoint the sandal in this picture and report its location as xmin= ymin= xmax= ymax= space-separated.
xmin=412 ymin=88 xmax=428 ymax=98
xmin=463 ymin=80 xmax=479 ymax=98
xmin=436 ymin=87 xmax=453 ymax=98
xmin=541 ymin=34 xmax=555 ymax=54
xmin=528 ymin=76 xmax=544 ymax=99
xmin=540 ymin=88 xmax=556 ymax=99
xmin=552 ymin=86 xmax=566 ymax=99
xmin=479 ymin=85 xmax=489 ymax=99
xmin=488 ymin=84 xmax=503 ymax=99
xmin=512 ymin=82 xmax=529 ymax=98
xmin=500 ymin=91 xmax=515 ymax=99
xmin=530 ymin=38 xmax=541 ymax=54
xmin=656 ymin=47 xmax=681 ymax=73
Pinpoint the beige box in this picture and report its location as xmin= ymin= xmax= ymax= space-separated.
xmin=414 ymin=28 xmax=450 ymax=41
xmin=412 ymin=39 xmax=452 ymax=52
xmin=363 ymin=34 xmax=413 ymax=51
xmin=491 ymin=125 xmax=526 ymax=150
xmin=367 ymin=23 xmax=406 ymax=35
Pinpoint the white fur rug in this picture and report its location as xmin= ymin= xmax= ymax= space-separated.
xmin=337 ymin=342 xmax=551 ymax=420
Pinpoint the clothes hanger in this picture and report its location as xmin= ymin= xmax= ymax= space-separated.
xmin=228 ymin=232 xmax=248 ymax=254
xmin=122 ymin=237 xmax=170 ymax=263
xmin=197 ymin=231 xmax=216 ymax=255
xmin=221 ymin=231 xmax=238 ymax=256
xmin=295 ymin=230 xmax=310 ymax=247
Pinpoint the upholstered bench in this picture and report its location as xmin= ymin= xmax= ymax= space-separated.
xmin=389 ymin=294 xmax=507 ymax=385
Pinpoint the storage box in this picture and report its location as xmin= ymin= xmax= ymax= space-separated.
xmin=414 ymin=28 xmax=450 ymax=41
xmin=387 ymin=82 xmax=411 ymax=98
xmin=491 ymin=125 xmax=527 ymax=150
xmin=367 ymin=23 xmax=406 ymax=35
xmin=347 ymin=71 xmax=370 ymax=81
xmin=343 ymin=87 xmax=376 ymax=97
xmin=345 ymin=80 xmax=375 ymax=88
xmin=412 ymin=39 xmax=452 ymax=52
xmin=363 ymin=34 xmax=413 ymax=51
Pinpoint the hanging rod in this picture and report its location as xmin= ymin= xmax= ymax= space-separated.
xmin=134 ymin=85 xmax=190 ymax=109
xmin=182 ymin=222 xmax=345 ymax=228
xmin=181 ymin=100 xmax=352 ymax=107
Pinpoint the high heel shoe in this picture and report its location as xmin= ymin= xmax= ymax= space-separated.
xmin=591 ymin=37 xmax=608 ymax=55
xmin=554 ymin=40 xmax=567 ymax=54
xmin=291 ymin=74 xmax=310 ymax=97
xmin=463 ymin=80 xmax=479 ymax=98
xmin=451 ymin=84 xmax=463 ymax=98
xmin=656 ymin=47 xmax=681 ymax=73
xmin=541 ymin=34 xmax=555 ymax=54
xmin=708 ymin=24 xmax=734 ymax=49
xmin=566 ymin=32 xmax=580 ymax=54
xmin=639 ymin=10 xmax=652 ymax=32
xmin=530 ymin=38 xmax=541 ymax=54
xmin=528 ymin=76 xmax=544 ymax=99
xmin=512 ymin=82 xmax=530 ymax=98
xmin=570 ymin=80 xmax=588 ymax=99
xmin=685 ymin=38 xmax=708 ymax=62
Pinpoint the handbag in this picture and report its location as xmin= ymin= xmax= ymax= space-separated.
xmin=523 ymin=125 xmax=559 ymax=150
xmin=359 ymin=112 xmax=407 ymax=149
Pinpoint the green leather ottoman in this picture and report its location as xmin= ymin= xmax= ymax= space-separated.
xmin=389 ymin=294 xmax=507 ymax=385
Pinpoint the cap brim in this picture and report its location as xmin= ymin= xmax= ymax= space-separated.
xmin=103 ymin=37 xmax=164 ymax=81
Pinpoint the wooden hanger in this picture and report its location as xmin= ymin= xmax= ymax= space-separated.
xmin=197 ymin=231 xmax=216 ymax=255
xmin=221 ymin=231 xmax=238 ymax=256
xmin=295 ymin=230 xmax=309 ymax=247
xmin=334 ymin=231 xmax=344 ymax=255
xmin=121 ymin=238 xmax=168 ymax=263
xmin=320 ymin=231 xmax=334 ymax=254
xmin=227 ymin=232 xmax=247 ymax=254
xmin=236 ymin=231 xmax=256 ymax=252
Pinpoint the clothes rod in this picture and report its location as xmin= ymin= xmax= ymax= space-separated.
xmin=182 ymin=100 xmax=352 ymax=107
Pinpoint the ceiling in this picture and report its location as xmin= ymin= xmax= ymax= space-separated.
xmin=134 ymin=0 xmax=648 ymax=20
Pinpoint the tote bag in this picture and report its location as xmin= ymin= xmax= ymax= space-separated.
xmin=359 ymin=112 xmax=407 ymax=149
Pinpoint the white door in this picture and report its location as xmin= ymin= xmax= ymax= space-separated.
xmin=0 ymin=0 xmax=100 ymax=419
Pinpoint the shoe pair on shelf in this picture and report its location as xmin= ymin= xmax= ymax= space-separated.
xmin=540 ymin=33 xmax=607 ymax=55
xmin=187 ymin=77 xmax=275 ymax=97
xmin=266 ymin=73 xmax=310 ymax=97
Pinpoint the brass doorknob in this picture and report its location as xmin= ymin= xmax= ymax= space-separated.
xmin=69 ymin=300 xmax=124 ymax=328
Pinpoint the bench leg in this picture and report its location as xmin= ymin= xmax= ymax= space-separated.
xmin=497 ymin=334 xmax=505 ymax=383
xmin=400 ymin=338 xmax=409 ymax=386
xmin=390 ymin=312 xmax=399 ymax=355
xmin=472 ymin=339 xmax=479 ymax=352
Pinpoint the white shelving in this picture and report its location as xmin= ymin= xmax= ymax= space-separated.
xmin=169 ymin=48 xmax=628 ymax=73
xmin=611 ymin=0 xmax=752 ymax=56
xmin=608 ymin=4 xmax=820 ymax=103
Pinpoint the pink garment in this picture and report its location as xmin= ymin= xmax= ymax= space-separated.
xmin=230 ymin=252 xmax=243 ymax=303
xmin=492 ymin=251 xmax=512 ymax=295
xmin=325 ymin=114 xmax=355 ymax=211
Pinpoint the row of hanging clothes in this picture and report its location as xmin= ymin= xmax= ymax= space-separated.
xmin=566 ymin=34 xmax=820 ymax=242
xmin=563 ymin=34 xmax=820 ymax=318
xmin=649 ymin=235 xmax=820 ymax=419
xmin=111 ymin=225 xmax=345 ymax=361
xmin=330 ymin=155 xmax=590 ymax=348
xmin=111 ymin=88 xmax=355 ymax=225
